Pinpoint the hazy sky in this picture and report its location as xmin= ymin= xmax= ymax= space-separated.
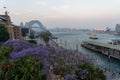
xmin=0 ymin=0 xmax=120 ymax=29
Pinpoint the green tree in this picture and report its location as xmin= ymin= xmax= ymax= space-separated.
xmin=0 ymin=24 xmax=10 ymax=42
xmin=38 ymin=31 xmax=52 ymax=45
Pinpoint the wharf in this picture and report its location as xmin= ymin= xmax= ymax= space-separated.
xmin=81 ymin=40 xmax=120 ymax=60
xmin=83 ymin=41 xmax=120 ymax=51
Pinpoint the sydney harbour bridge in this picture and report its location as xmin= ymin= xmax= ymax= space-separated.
xmin=25 ymin=20 xmax=47 ymax=38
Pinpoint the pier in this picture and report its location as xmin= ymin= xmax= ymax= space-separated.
xmin=81 ymin=40 xmax=120 ymax=60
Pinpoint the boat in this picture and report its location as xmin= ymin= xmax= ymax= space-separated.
xmin=89 ymin=34 xmax=98 ymax=39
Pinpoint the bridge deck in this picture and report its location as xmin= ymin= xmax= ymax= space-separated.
xmin=83 ymin=41 xmax=120 ymax=51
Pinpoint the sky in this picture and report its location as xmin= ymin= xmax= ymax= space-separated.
xmin=0 ymin=0 xmax=120 ymax=30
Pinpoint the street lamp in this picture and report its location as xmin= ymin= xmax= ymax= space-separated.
xmin=76 ymin=44 xmax=78 ymax=51
xmin=108 ymin=54 xmax=111 ymax=71
xmin=64 ymin=40 xmax=67 ymax=48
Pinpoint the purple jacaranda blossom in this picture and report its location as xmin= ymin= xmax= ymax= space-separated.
xmin=4 ymin=39 xmax=35 ymax=52
xmin=80 ymin=54 xmax=91 ymax=63
xmin=51 ymin=54 xmax=57 ymax=58
xmin=10 ymin=46 xmax=49 ymax=60
xmin=64 ymin=74 xmax=76 ymax=80
xmin=4 ymin=40 xmax=95 ymax=79
xmin=45 ymin=61 xmax=51 ymax=67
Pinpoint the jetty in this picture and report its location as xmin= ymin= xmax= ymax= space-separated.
xmin=81 ymin=40 xmax=120 ymax=60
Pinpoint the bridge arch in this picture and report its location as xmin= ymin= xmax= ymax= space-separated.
xmin=28 ymin=20 xmax=46 ymax=32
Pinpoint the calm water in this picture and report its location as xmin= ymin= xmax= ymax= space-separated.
xmin=52 ymin=31 xmax=120 ymax=73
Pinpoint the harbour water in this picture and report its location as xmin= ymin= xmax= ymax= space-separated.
xmin=52 ymin=31 xmax=120 ymax=74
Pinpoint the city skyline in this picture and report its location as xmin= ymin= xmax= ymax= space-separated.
xmin=0 ymin=0 xmax=120 ymax=30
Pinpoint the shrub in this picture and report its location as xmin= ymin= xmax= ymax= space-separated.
xmin=0 ymin=46 xmax=13 ymax=64
xmin=75 ymin=63 xmax=106 ymax=80
xmin=0 ymin=57 xmax=47 ymax=80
